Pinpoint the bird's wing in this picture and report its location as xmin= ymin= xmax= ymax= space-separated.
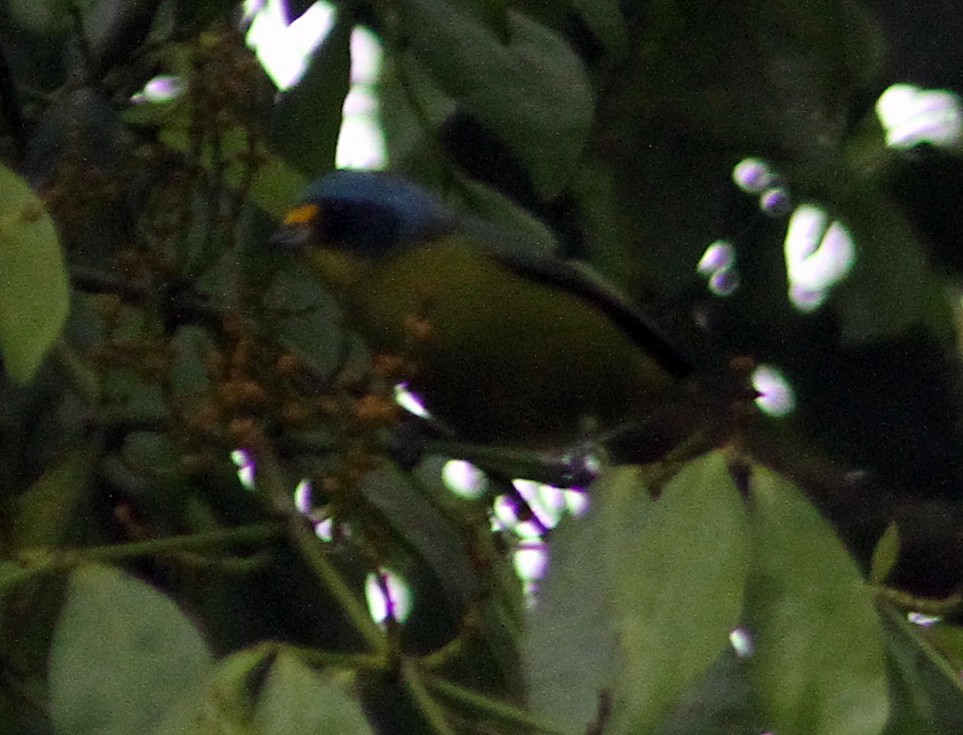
xmin=485 ymin=247 xmax=694 ymax=378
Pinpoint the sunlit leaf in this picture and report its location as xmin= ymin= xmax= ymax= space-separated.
xmin=870 ymin=522 xmax=901 ymax=584
xmin=745 ymin=466 xmax=888 ymax=735
xmin=612 ymin=452 xmax=750 ymax=734
xmin=524 ymin=465 xmax=652 ymax=732
xmin=253 ymin=652 xmax=372 ymax=735
xmin=0 ymin=164 xmax=68 ymax=384
xmin=527 ymin=458 xmax=749 ymax=733
xmin=151 ymin=647 xmax=270 ymax=735
xmin=922 ymin=622 xmax=963 ymax=675
xmin=151 ymin=646 xmax=371 ymax=735
xmin=50 ymin=564 xmax=213 ymax=735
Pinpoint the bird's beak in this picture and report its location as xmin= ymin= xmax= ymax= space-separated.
xmin=269 ymin=202 xmax=319 ymax=251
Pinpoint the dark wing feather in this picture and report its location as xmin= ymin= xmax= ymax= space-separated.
xmin=486 ymin=248 xmax=694 ymax=378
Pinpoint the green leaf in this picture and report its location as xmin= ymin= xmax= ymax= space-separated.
xmin=271 ymin=17 xmax=351 ymax=178
xmin=921 ymin=622 xmax=963 ymax=676
xmin=870 ymin=522 xmax=901 ymax=584
xmin=153 ymin=649 xmax=373 ymax=735
xmin=652 ymin=649 xmax=763 ymax=735
xmin=379 ymin=51 xmax=456 ymax=170
xmin=150 ymin=647 xmax=270 ymax=735
xmin=13 ymin=446 xmax=98 ymax=549
xmin=880 ymin=606 xmax=963 ymax=734
xmin=246 ymin=152 xmax=309 ymax=220
xmin=253 ymin=652 xmax=372 ymax=735
xmin=50 ymin=564 xmax=213 ymax=735
xmin=0 ymin=164 xmax=68 ymax=384
xmin=612 ymin=452 xmax=750 ymax=734
xmin=526 ymin=458 xmax=749 ymax=732
xmin=398 ymin=0 xmax=593 ymax=199
xmin=524 ymin=465 xmax=652 ymax=732
xmin=745 ymin=466 xmax=889 ymax=735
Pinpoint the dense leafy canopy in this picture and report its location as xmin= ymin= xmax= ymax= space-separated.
xmin=1 ymin=0 xmax=963 ymax=733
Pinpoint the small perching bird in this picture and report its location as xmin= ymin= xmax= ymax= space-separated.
xmin=269 ymin=169 xmax=697 ymax=452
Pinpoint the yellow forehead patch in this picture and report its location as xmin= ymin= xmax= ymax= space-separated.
xmin=282 ymin=202 xmax=320 ymax=226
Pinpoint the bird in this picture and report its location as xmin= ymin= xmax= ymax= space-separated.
xmin=269 ymin=169 xmax=698 ymax=453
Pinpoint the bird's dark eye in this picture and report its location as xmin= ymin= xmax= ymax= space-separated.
xmin=317 ymin=199 xmax=403 ymax=255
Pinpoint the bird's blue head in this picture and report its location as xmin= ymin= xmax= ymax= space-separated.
xmin=271 ymin=170 xmax=458 ymax=257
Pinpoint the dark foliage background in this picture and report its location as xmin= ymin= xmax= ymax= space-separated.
xmin=1 ymin=0 xmax=963 ymax=733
